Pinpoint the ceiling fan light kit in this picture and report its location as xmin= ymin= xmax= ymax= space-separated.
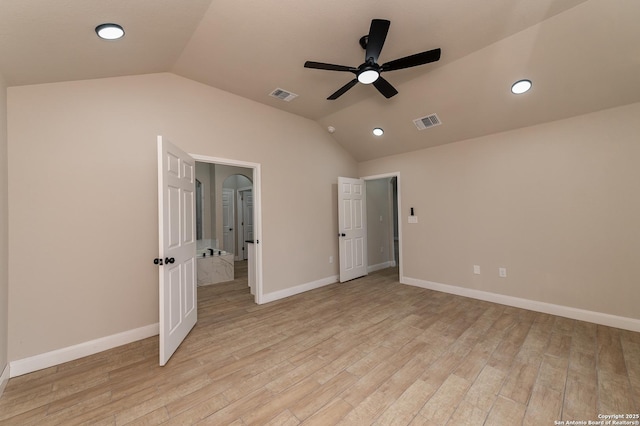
xmin=358 ymin=68 xmax=379 ymax=84
xmin=304 ymin=19 xmax=441 ymax=100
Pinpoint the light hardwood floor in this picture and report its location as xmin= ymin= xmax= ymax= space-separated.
xmin=1 ymin=263 xmax=639 ymax=425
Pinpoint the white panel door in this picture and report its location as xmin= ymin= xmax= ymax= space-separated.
xmin=243 ymin=190 xmax=254 ymax=258
xmin=222 ymin=188 xmax=235 ymax=254
xmin=157 ymin=136 xmax=197 ymax=366
xmin=338 ymin=177 xmax=368 ymax=282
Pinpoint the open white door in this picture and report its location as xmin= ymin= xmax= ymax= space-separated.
xmin=338 ymin=177 xmax=368 ymax=282
xmin=242 ymin=190 xmax=254 ymax=260
xmin=157 ymin=136 xmax=197 ymax=366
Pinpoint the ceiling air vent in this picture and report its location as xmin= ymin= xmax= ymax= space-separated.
xmin=269 ymin=88 xmax=298 ymax=102
xmin=413 ymin=113 xmax=442 ymax=130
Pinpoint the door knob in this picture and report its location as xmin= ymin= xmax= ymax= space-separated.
xmin=153 ymin=258 xmax=164 ymax=266
xmin=339 ymin=233 xmax=346 ymax=237
xmin=165 ymin=257 xmax=175 ymax=264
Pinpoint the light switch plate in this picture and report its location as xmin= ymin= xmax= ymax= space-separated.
xmin=408 ymin=216 xmax=418 ymax=223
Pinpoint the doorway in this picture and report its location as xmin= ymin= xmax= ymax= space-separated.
xmin=364 ymin=173 xmax=401 ymax=280
xmin=192 ymin=154 xmax=263 ymax=304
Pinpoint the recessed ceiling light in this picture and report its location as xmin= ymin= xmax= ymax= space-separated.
xmin=95 ymin=23 xmax=125 ymax=40
xmin=373 ymin=128 xmax=384 ymax=136
xmin=511 ymin=79 xmax=532 ymax=94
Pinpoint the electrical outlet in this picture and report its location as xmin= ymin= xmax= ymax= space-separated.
xmin=499 ymin=267 xmax=507 ymax=278
xmin=408 ymin=216 xmax=418 ymax=223
xmin=380 ymin=246 xmax=384 ymax=253
xmin=329 ymin=256 xmax=333 ymax=264
xmin=473 ymin=265 xmax=481 ymax=275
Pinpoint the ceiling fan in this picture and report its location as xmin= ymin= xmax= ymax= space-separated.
xmin=304 ymin=19 xmax=441 ymax=100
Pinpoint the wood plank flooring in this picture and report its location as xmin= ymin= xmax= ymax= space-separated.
xmin=1 ymin=263 xmax=639 ymax=425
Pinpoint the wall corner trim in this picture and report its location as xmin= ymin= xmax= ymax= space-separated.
xmin=261 ymin=275 xmax=339 ymax=304
xmin=401 ymin=276 xmax=640 ymax=333
xmin=9 ymin=323 xmax=159 ymax=378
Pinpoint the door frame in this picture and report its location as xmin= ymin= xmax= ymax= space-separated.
xmin=191 ymin=153 xmax=264 ymax=304
xmin=362 ymin=172 xmax=403 ymax=279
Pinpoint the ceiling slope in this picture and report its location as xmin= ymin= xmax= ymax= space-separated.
xmin=0 ymin=0 xmax=212 ymax=85
xmin=2 ymin=0 xmax=639 ymax=161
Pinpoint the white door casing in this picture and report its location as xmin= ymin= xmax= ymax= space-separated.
xmin=157 ymin=136 xmax=197 ymax=366
xmin=338 ymin=177 xmax=368 ymax=282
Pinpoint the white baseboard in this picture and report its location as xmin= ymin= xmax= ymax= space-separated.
xmin=401 ymin=276 xmax=640 ymax=333
xmin=0 ymin=363 xmax=9 ymax=398
xmin=261 ymin=275 xmax=339 ymax=304
xmin=9 ymin=323 xmax=159 ymax=378
xmin=368 ymin=261 xmax=396 ymax=273
xmin=11 ymin=275 xmax=636 ymax=379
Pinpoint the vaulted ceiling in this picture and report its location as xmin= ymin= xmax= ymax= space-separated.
xmin=2 ymin=0 xmax=639 ymax=161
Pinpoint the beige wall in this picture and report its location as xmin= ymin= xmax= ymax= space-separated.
xmin=7 ymin=73 xmax=357 ymax=361
xmin=195 ymin=162 xmax=214 ymax=241
xmin=196 ymin=162 xmax=215 ymax=240
xmin=0 ymin=73 xmax=8 ymax=376
xmin=359 ymin=102 xmax=640 ymax=321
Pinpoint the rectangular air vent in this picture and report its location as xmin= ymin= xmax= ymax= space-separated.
xmin=413 ymin=113 xmax=442 ymax=130
xmin=269 ymin=88 xmax=298 ymax=102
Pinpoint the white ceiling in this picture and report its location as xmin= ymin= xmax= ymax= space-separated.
xmin=2 ymin=0 xmax=639 ymax=161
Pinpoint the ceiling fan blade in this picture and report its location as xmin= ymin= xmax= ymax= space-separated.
xmin=304 ymin=61 xmax=356 ymax=72
xmin=381 ymin=48 xmax=441 ymax=72
xmin=327 ymin=79 xmax=358 ymax=100
xmin=365 ymin=19 xmax=390 ymax=64
xmin=373 ymin=76 xmax=398 ymax=98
